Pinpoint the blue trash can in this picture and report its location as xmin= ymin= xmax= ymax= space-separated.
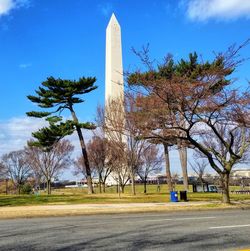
xmin=170 ymin=191 xmax=178 ymax=202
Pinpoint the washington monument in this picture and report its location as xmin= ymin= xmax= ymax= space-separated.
xmin=104 ymin=13 xmax=125 ymax=186
xmin=105 ymin=13 xmax=124 ymax=103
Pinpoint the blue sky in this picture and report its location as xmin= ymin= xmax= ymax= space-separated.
xmin=0 ymin=0 xmax=250 ymax=178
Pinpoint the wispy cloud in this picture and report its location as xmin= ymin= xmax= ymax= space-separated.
xmin=0 ymin=116 xmax=47 ymax=156
xmin=0 ymin=116 xmax=93 ymax=158
xmin=185 ymin=0 xmax=250 ymax=21
xmin=19 ymin=63 xmax=32 ymax=69
xmin=0 ymin=0 xmax=30 ymax=17
xmin=0 ymin=116 xmax=95 ymax=180
xmin=98 ymin=2 xmax=113 ymax=17
xmin=0 ymin=0 xmax=14 ymax=16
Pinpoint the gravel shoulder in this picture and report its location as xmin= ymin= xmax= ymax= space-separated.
xmin=1 ymin=201 xmax=250 ymax=219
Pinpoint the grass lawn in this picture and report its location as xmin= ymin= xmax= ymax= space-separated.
xmin=0 ymin=184 xmax=249 ymax=207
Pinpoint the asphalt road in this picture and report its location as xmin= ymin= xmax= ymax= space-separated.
xmin=0 ymin=209 xmax=250 ymax=251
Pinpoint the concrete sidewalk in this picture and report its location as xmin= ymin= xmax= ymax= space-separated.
xmin=0 ymin=201 xmax=239 ymax=219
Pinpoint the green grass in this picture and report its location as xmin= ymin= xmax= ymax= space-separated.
xmin=0 ymin=184 xmax=249 ymax=207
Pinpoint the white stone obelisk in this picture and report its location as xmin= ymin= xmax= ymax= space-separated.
xmin=105 ymin=13 xmax=125 ymax=145
xmin=105 ymin=14 xmax=126 ymax=186
xmin=105 ymin=13 xmax=124 ymax=103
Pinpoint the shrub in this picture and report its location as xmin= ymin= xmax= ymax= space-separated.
xmin=20 ymin=183 xmax=32 ymax=194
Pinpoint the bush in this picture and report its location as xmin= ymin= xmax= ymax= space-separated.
xmin=20 ymin=183 xmax=32 ymax=194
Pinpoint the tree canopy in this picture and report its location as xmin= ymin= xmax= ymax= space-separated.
xmin=127 ymin=43 xmax=250 ymax=203
xmin=27 ymin=76 xmax=97 ymax=194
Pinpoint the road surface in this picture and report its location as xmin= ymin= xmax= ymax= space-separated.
xmin=0 ymin=209 xmax=250 ymax=250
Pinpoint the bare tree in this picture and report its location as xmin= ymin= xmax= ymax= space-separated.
xmin=1 ymin=150 xmax=32 ymax=194
xmin=104 ymin=95 xmax=150 ymax=195
xmin=143 ymin=140 xmax=174 ymax=192
xmin=96 ymin=104 xmax=129 ymax=195
xmin=137 ymin=144 xmax=163 ymax=193
xmin=0 ymin=161 xmax=5 ymax=177
xmin=109 ymin=142 xmax=130 ymax=195
xmin=125 ymin=96 xmax=148 ymax=195
xmin=128 ymin=41 xmax=250 ymax=203
xmin=104 ymin=97 xmax=130 ymax=193
xmin=171 ymin=172 xmax=180 ymax=191
xmin=74 ymin=155 xmax=96 ymax=183
xmin=31 ymin=165 xmax=44 ymax=191
xmin=189 ymin=158 xmax=207 ymax=192
xmin=88 ymin=136 xmax=113 ymax=193
xmin=26 ymin=139 xmax=74 ymax=194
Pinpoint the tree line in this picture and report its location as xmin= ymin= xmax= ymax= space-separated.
xmin=0 ymin=136 xmax=162 ymax=195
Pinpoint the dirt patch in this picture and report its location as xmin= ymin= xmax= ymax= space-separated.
xmin=1 ymin=201 xmax=249 ymax=219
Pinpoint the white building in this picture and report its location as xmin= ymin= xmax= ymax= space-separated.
xmin=231 ymin=168 xmax=250 ymax=178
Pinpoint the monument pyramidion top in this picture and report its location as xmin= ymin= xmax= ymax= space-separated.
xmin=107 ymin=13 xmax=120 ymax=30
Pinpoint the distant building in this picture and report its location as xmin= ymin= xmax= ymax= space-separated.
xmin=231 ymin=169 xmax=250 ymax=178
xmin=105 ymin=175 xmax=118 ymax=186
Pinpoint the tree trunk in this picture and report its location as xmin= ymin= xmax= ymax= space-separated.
xmin=144 ymin=180 xmax=147 ymax=194
xmin=49 ymin=180 xmax=51 ymax=195
xmin=46 ymin=180 xmax=49 ymax=195
xmin=220 ymin=172 xmax=230 ymax=204
xmin=118 ymin=177 xmax=121 ymax=198
xmin=99 ymin=174 xmax=102 ymax=193
xmin=102 ymin=182 xmax=106 ymax=193
xmin=5 ymin=179 xmax=8 ymax=195
xmin=178 ymin=141 xmax=189 ymax=191
xmin=70 ymin=108 xmax=93 ymax=194
xmin=201 ymin=181 xmax=204 ymax=192
xmin=77 ymin=126 xmax=93 ymax=194
xmin=163 ymin=143 xmax=173 ymax=192
xmin=99 ymin=182 xmax=102 ymax=193
xmin=47 ymin=179 xmax=51 ymax=195
xmin=121 ymin=185 xmax=125 ymax=193
xmin=199 ymin=176 xmax=204 ymax=192
xmin=130 ymin=172 xmax=136 ymax=195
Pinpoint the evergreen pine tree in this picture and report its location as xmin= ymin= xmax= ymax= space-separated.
xmin=27 ymin=76 xmax=97 ymax=194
